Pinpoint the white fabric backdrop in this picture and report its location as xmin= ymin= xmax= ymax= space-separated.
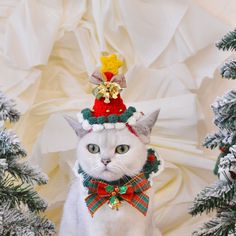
xmin=0 ymin=0 xmax=235 ymax=235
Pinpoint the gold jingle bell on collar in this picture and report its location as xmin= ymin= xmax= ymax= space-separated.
xmin=108 ymin=197 xmax=122 ymax=210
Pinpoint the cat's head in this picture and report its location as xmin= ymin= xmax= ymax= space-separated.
xmin=65 ymin=110 xmax=159 ymax=181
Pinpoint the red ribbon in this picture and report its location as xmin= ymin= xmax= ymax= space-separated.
xmin=97 ymin=182 xmax=134 ymax=202
xmin=85 ymin=173 xmax=151 ymax=216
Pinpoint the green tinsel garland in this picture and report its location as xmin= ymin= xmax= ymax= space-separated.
xmin=81 ymin=106 xmax=137 ymax=125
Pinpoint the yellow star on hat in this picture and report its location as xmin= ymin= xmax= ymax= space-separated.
xmin=100 ymin=54 xmax=123 ymax=75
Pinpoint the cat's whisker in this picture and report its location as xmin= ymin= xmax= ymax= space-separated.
xmin=79 ymin=163 xmax=104 ymax=181
xmin=110 ymin=164 xmax=129 ymax=177
xmin=110 ymin=164 xmax=139 ymax=183
xmin=108 ymin=165 xmax=125 ymax=174
xmin=114 ymin=162 xmax=140 ymax=177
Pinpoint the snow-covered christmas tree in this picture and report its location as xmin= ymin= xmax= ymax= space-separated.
xmin=217 ymin=29 xmax=236 ymax=80
xmin=190 ymin=29 xmax=236 ymax=235
xmin=0 ymin=91 xmax=54 ymax=235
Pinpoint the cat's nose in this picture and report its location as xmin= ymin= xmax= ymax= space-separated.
xmin=101 ymin=159 xmax=111 ymax=166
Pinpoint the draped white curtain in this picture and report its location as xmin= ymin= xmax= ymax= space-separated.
xmin=0 ymin=0 xmax=235 ymax=235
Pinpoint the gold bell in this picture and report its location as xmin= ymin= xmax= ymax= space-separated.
xmin=108 ymin=197 xmax=122 ymax=211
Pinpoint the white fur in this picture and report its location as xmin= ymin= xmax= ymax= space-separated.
xmin=59 ymin=110 xmax=160 ymax=236
xmin=115 ymin=122 xmax=125 ymax=129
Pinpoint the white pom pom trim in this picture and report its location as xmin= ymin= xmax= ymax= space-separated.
xmin=82 ymin=120 xmax=92 ymax=130
xmin=76 ymin=111 xmax=143 ymax=132
xmin=115 ymin=122 xmax=125 ymax=129
xmin=104 ymin=123 xmax=114 ymax=129
xmin=77 ymin=112 xmax=84 ymax=123
xmin=92 ymin=124 xmax=104 ymax=132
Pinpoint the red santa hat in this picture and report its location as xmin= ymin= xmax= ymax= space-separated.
xmin=77 ymin=54 xmax=143 ymax=132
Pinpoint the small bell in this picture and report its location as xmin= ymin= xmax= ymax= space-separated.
xmin=108 ymin=196 xmax=121 ymax=210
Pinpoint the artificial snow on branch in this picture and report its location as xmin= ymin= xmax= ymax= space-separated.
xmin=216 ymin=28 xmax=236 ymax=52
xmin=0 ymin=91 xmax=54 ymax=235
xmin=190 ymin=180 xmax=236 ymax=216
xmin=190 ymin=28 xmax=236 ymax=235
xmin=0 ymin=92 xmax=20 ymax=123
xmin=212 ymin=90 xmax=236 ymax=131
xmin=0 ymin=202 xmax=54 ymax=236
xmin=193 ymin=210 xmax=236 ymax=236
xmin=220 ymin=59 xmax=236 ymax=80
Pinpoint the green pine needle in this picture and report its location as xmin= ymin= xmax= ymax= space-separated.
xmin=220 ymin=59 xmax=236 ymax=80
xmin=193 ymin=210 xmax=236 ymax=236
xmin=0 ymin=202 xmax=55 ymax=236
xmin=0 ymin=176 xmax=47 ymax=212
xmin=0 ymin=91 xmax=54 ymax=235
xmin=216 ymin=29 xmax=236 ymax=51
xmin=211 ymin=90 xmax=236 ymax=132
xmin=8 ymin=161 xmax=48 ymax=185
xmin=0 ymin=128 xmax=26 ymax=159
xmin=203 ymin=132 xmax=224 ymax=149
xmin=0 ymin=91 xmax=20 ymax=123
xmin=191 ymin=29 xmax=236 ymax=236
xmin=213 ymin=152 xmax=227 ymax=176
xmin=189 ymin=181 xmax=236 ymax=216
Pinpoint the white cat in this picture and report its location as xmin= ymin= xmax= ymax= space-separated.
xmin=59 ymin=110 xmax=161 ymax=236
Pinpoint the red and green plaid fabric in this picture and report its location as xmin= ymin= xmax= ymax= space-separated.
xmin=85 ymin=173 xmax=151 ymax=216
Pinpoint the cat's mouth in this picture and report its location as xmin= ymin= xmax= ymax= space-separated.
xmin=82 ymin=163 xmax=124 ymax=181
xmin=104 ymin=165 xmax=110 ymax=170
xmin=102 ymin=166 xmax=113 ymax=173
xmin=99 ymin=166 xmax=123 ymax=181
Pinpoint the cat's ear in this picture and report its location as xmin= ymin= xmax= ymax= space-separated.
xmin=64 ymin=115 xmax=89 ymax=138
xmin=131 ymin=109 xmax=160 ymax=144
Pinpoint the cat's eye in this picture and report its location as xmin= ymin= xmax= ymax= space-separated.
xmin=87 ymin=144 xmax=100 ymax=154
xmin=115 ymin=145 xmax=130 ymax=154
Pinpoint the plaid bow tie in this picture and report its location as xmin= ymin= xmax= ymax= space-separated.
xmin=85 ymin=173 xmax=151 ymax=216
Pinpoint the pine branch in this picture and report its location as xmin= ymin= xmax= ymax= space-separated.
xmin=0 ymin=128 xmax=26 ymax=159
xmin=0 ymin=159 xmax=7 ymax=178
xmin=0 ymin=91 xmax=20 ymax=123
xmin=222 ymin=131 xmax=236 ymax=146
xmin=0 ymin=202 xmax=55 ymax=236
xmin=0 ymin=91 xmax=54 ymax=235
xmin=191 ymin=29 xmax=236 ymax=236
xmin=0 ymin=177 xmax=47 ymax=212
xmin=8 ymin=161 xmax=48 ymax=185
xmin=193 ymin=210 xmax=236 ymax=236
xmin=220 ymin=59 xmax=236 ymax=80
xmin=213 ymin=152 xmax=227 ymax=176
xmin=203 ymin=130 xmax=236 ymax=151
xmin=216 ymin=28 xmax=236 ymax=51
xmin=203 ymin=132 xmax=225 ymax=149
xmin=189 ymin=180 xmax=236 ymax=216
xmin=212 ymin=90 xmax=236 ymax=131
xmin=30 ymin=215 xmax=55 ymax=236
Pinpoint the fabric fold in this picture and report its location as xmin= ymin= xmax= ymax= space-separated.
xmin=0 ymin=0 xmax=235 ymax=234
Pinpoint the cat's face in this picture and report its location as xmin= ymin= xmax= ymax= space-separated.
xmin=65 ymin=110 xmax=159 ymax=182
xmin=77 ymin=128 xmax=147 ymax=181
